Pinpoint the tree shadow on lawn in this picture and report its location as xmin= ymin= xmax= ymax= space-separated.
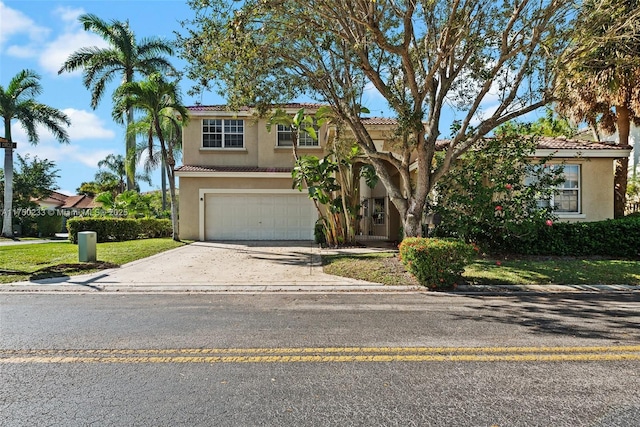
xmin=452 ymin=293 xmax=640 ymax=341
xmin=1 ymin=262 xmax=119 ymax=282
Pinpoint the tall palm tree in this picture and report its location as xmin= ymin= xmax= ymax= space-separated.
xmin=0 ymin=70 xmax=70 ymax=237
xmin=130 ymin=115 xmax=182 ymax=211
xmin=113 ymin=74 xmax=188 ymax=240
xmin=58 ymin=13 xmax=175 ymax=192
xmin=557 ymin=0 xmax=640 ymax=217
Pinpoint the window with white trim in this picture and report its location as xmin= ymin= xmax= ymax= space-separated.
xmin=202 ymin=119 xmax=244 ymax=148
xmin=276 ymin=124 xmax=319 ymax=147
xmin=526 ymin=164 xmax=581 ymax=214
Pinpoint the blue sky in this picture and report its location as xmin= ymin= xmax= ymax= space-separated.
xmin=1 ymin=0 xmax=555 ymax=196
xmin=0 ymin=0 xmax=223 ymax=195
xmin=0 ymin=0 xmax=398 ymax=196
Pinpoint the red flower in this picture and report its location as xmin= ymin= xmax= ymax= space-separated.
xmin=505 ymin=184 xmax=513 ymax=190
xmin=546 ymin=219 xmax=553 ymax=226
xmin=496 ymin=261 xmax=502 ymax=266
xmin=495 ymin=205 xmax=503 ymax=211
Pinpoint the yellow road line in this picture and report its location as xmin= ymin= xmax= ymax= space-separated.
xmin=2 ymin=354 xmax=640 ymax=364
xmin=3 ymin=345 xmax=640 ymax=356
xmin=2 ymin=346 xmax=640 ymax=364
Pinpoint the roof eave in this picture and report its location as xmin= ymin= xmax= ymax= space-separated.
xmin=533 ymin=148 xmax=632 ymax=158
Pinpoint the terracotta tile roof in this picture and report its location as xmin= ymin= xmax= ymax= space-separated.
xmin=435 ymin=137 xmax=629 ymax=151
xmin=36 ymin=191 xmax=99 ymax=209
xmin=62 ymin=194 xmax=100 ymax=209
xmin=361 ymin=117 xmax=399 ymax=125
xmin=188 ymin=103 xmax=326 ymax=112
xmin=39 ymin=190 xmax=69 ymax=205
xmin=534 ymin=137 xmax=629 ymax=150
xmin=176 ymin=165 xmax=293 ymax=173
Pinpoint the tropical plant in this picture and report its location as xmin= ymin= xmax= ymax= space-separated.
xmin=130 ymin=115 xmax=183 ymax=211
xmin=433 ymin=132 xmax=565 ymax=252
xmin=556 ymin=0 xmax=640 ymax=218
xmin=112 ymin=73 xmax=189 ymax=241
xmin=179 ymin=0 xmax=575 ymax=237
xmin=499 ymin=107 xmax=578 ymax=138
xmin=58 ymin=14 xmax=175 ymax=191
xmin=0 ymin=69 xmax=70 ymax=237
xmin=268 ymin=108 xmax=377 ymax=246
xmin=77 ymin=153 xmax=151 ymax=197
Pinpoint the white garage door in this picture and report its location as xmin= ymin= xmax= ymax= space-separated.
xmin=205 ymin=193 xmax=317 ymax=240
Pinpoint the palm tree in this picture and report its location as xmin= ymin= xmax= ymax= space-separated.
xmin=58 ymin=13 xmax=175 ymax=192
xmin=96 ymin=153 xmax=151 ymax=195
xmin=556 ymin=0 xmax=640 ymax=218
xmin=0 ymin=70 xmax=70 ymax=237
xmin=130 ymin=115 xmax=182 ymax=212
xmin=113 ymin=74 xmax=188 ymax=240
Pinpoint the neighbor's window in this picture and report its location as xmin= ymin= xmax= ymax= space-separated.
xmin=276 ymin=124 xmax=318 ymax=147
xmin=526 ymin=164 xmax=581 ymax=214
xmin=202 ymin=119 xmax=244 ymax=148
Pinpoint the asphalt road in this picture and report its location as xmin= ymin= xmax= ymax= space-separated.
xmin=1 ymin=292 xmax=639 ymax=426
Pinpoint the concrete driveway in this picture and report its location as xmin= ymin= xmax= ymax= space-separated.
xmin=5 ymin=241 xmax=416 ymax=293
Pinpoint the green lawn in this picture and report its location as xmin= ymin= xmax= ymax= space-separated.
xmin=0 ymin=238 xmax=187 ymax=283
xmin=323 ymin=252 xmax=640 ymax=287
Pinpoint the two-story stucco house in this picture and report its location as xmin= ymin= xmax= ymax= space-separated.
xmin=176 ymin=104 xmax=328 ymax=241
xmin=177 ymin=105 xmax=632 ymax=242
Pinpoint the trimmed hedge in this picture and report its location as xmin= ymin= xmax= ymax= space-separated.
xmin=399 ymin=238 xmax=478 ymax=290
xmin=496 ymin=215 xmax=640 ymax=258
xmin=67 ymin=217 xmax=172 ymax=243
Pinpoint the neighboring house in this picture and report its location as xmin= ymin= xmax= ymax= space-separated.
xmin=176 ymin=104 xmax=328 ymax=241
xmin=177 ymin=105 xmax=632 ymax=242
xmin=35 ymin=191 xmax=100 ymax=231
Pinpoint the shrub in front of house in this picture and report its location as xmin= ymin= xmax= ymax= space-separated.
xmin=503 ymin=216 xmax=640 ymax=258
xmin=432 ymin=133 xmax=563 ymax=253
xmin=34 ymin=215 xmax=64 ymax=237
xmin=67 ymin=217 xmax=172 ymax=243
xmin=137 ymin=218 xmax=173 ymax=238
xmin=399 ymin=237 xmax=478 ymax=290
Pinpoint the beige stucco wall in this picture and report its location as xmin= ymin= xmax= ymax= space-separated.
xmin=183 ymin=114 xmax=326 ymax=168
xmin=178 ymin=175 xmax=301 ymax=240
xmin=549 ymin=157 xmax=615 ymax=223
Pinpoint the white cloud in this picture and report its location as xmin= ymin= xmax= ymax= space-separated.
xmin=40 ymin=27 xmax=108 ymax=76
xmin=0 ymin=2 xmax=50 ymax=53
xmin=53 ymin=6 xmax=84 ymax=27
xmin=63 ymin=108 xmax=116 ymax=140
xmin=8 ymin=109 xmax=115 ymax=145
xmin=0 ymin=3 xmax=108 ymax=75
xmin=19 ymin=142 xmax=113 ymax=169
xmin=5 ymin=44 xmax=38 ymax=58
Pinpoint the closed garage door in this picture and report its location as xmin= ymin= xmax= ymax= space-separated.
xmin=205 ymin=193 xmax=317 ymax=240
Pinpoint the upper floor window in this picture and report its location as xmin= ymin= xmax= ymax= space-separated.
xmin=202 ymin=119 xmax=244 ymax=148
xmin=276 ymin=124 xmax=319 ymax=147
xmin=526 ymin=164 xmax=580 ymax=214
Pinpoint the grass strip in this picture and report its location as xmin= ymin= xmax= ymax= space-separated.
xmin=0 ymin=238 xmax=187 ymax=283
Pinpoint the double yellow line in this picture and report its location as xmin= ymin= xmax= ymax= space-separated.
xmin=2 ymin=346 xmax=640 ymax=364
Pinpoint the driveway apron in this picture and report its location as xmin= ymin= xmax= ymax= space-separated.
xmin=4 ymin=241 xmax=412 ymax=293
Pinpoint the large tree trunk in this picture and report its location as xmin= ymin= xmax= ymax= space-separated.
xmin=401 ymin=202 xmax=423 ymax=238
xmin=614 ymin=105 xmax=631 ymax=218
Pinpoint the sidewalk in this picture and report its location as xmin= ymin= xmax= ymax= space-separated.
xmin=1 ymin=241 xmax=638 ymax=294
xmin=1 ymin=242 xmax=419 ymax=294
